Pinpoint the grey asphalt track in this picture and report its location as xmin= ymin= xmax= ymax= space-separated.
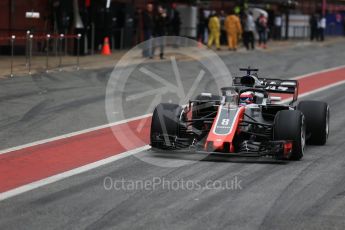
xmin=1 ymin=40 xmax=345 ymax=230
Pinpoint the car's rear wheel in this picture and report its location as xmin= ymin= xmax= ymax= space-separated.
xmin=150 ymin=103 xmax=183 ymax=149
xmin=274 ymin=110 xmax=306 ymax=160
xmin=297 ymin=101 xmax=329 ymax=145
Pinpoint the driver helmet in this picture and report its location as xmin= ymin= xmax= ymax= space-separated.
xmin=240 ymin=92 xmax=254 ymax=105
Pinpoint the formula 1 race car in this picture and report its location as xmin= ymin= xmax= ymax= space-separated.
xmin=150 ymin=68 xmax=330 ymax=160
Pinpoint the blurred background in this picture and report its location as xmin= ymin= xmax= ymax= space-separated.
xmin=1 ymin=0 xmax=345 ymax=55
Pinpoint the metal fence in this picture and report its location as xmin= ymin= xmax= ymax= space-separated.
xmin=281 ymin=24 xmax=343 ymax=39
xmin=287 ymin=26 xmax=310 ymax=39
xmin=2 ymin=31 xmax=82 ymax=77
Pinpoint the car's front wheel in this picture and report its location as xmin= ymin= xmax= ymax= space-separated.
xmin=150 ymin=103 xmax=183 ymax=149
xmin=274 ymin=110 xmax=306 ymax=160
xmin=297 ymin=101 xmax=329 ymax=145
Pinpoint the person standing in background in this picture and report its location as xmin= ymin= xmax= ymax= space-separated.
xmin=207 ymin=11 xmax=221 ymax=50
xmin=309 ymin=14 xmax=318 ymax=41
xmin=169 ymin=9 xmax=181 ymax=48
xmin=133 ymin=8 xmax=142 ymax=44
xmin=274 ymin=14 xmax=282 ymax=40
xmin=170 ymin=10 xmax=181 ymax=37
xmin=197 ymin=9 xmax=207 ymax=44
xmin=219 ymin=10 xmax=227 ymax=45
xmin=343 ymin=17 xmax=345 ymax=36
xmin=169 ymin=3 xmax=181 ymax=37
xmin=153 ymin=5 xmax=167 ymax=59
xmin=256 ymin=13 xmax=268 ymax=49
xmin=243 ymin=11 xmax=255 ymax=50
xmin=142 ymin=3 xmax=154 ymax=58
xmin=225 ymin=10 xmax=242 ymax=51
xmin=318 ymin=15 xmax=326 ymax=42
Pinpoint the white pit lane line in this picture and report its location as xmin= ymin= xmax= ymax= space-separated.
xmin=0 ymin=113 xmax=152 ymax=156
xmin=1 ymin=66 xmax=345 ymax=201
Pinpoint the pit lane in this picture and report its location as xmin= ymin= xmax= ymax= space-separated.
xmin=1 ymin=40 xmax=345 ymax=230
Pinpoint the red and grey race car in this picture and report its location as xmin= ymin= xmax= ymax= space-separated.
xmin=150 ymin=68 xmax=330 ymax=160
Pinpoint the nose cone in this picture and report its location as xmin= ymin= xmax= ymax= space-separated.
xmin=205 ymin=106 xmax=245 ymax=153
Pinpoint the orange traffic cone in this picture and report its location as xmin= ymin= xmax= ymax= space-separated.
xmin=101 ymin=37 xmax=111 ymax=55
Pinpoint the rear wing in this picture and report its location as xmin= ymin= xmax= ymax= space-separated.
xmin=233 ymin=77 xmax=299 ymax=102
xmin=259 ymin=78 xmax=299 ymax=102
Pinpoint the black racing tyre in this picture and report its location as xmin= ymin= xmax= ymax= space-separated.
xmin=274 ymin=110 xmax=306 ymax=161
xmin=297 ymin=101 xmax=329 ymax=145
xmin=150 ymin=103 xmax=183 ymax=149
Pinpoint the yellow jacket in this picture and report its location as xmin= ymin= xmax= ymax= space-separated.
xmin=208 ymin=16 xmax=220 ymax=32
xmin=225 ymin=15 xmax=242 ymax=35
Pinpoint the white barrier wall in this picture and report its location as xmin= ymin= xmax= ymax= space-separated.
xmin=282 ymin=14 xmax=310 ymax=38
xmin=176 ymin=5 xmax=197 ymax=38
